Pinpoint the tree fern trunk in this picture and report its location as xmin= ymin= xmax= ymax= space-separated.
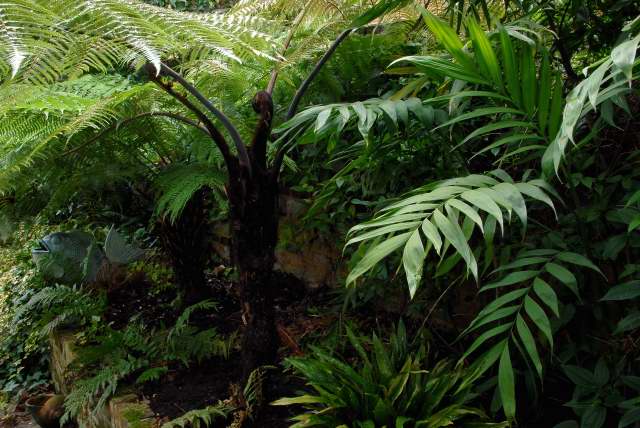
xmin=229 ymin=90 xmax=280 ymax=379
xmin=229 ymin=166 xmax=280 ymax=379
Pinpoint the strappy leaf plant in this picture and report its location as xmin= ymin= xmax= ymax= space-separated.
xmin=273 ymin=322 xmax=508 ymax=428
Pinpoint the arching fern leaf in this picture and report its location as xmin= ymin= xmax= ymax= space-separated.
xmin=154 ymin=163 xmax=227 ymax=224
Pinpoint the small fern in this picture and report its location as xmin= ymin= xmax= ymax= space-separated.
xmin=154 ymin=163 xmax=227 ymax=224
xmin=161 ymin=402 xmax=234 ymax=428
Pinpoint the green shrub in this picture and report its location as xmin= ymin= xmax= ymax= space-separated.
xmin=274 ymin=322 xmax=507 ymax=428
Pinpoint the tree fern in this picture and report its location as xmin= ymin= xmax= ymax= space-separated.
xmin=345 ymin=171 xmax=556 ymax=297
xmin=0 ymin=0 xmax=277 ymax=83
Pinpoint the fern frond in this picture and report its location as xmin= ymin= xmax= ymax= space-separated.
xmin=0 ymin=0 xmax=279 ymax=84
xmin=154 ymin=163 xmax=227 ymax=223
xmin=161 ymin=402 xmax=234 ymax=428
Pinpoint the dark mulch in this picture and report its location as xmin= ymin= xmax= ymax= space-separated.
xmin=104 ymin=279 xmax=178 ymax=330
xmin=141 ymin=358 xmax=241 ymax=420
xmin=126 ymin=270 xmax=312 ymax=426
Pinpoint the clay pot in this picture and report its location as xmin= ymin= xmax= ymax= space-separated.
xmin=25 ymin=394 xmax=65 ymax=428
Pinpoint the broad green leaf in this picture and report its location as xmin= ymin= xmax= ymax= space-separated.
xmin=619 ymin=408 xmax=640 ymax=428
xmin=315 ymin=108 xmax=332 ymax=132
xmin=271 ymin=395 xmax=322 ymax=406
xmin=581 ymin=406 xmax=606 ymax=428
xmin=381 ymin=185 xmax=468 ymax=212
xmin=346 ymin=231 xmax=412 ymax=285
xmin=544 ymin=263 xmax=580 ymax=297
xmin=346 ymin=221 xmax=421 ymax=246
xmin=555 ymin=252 xmax=604 ymax=276
xmin=475 ymin=288 xmax=528 ymax=319
xmin=458 ymin=121 xmax=534 ymax=148
xmin=350 ymin=0 xmax=411 ymax=27
xmin=493 ymin=256 xmax=549 ymax=272
xmin=446 ymin=199 xmax=484 ymax=233
xmin=465 ymin=339 xmax=509 ymax=383
xmin=585 ymin=60 xmax=611 ymax=110
xmin=461 ymin=188 xmax=504 ymax=232
xmin=499 ymin=24 xmax=520 ymax=107
xmin=614 ymin=311 xmax=640 ymax=335
xmin=519 ymin=249 xmax=559 ymax=257
xmin=472 ymin=133 xmax=542 ymax=159
xmin=433 ymin=208 xmax=478 ymax=278
xmin=462 ymin=323 xmax=512 ymax=359
xmin=467 ymin=17 xmax=502 ymax=87
xmin=493 ymin=182 xmax=527 ymax=228
xmin=421 ymin=10 xmax=475 ymax=70
xmin=403 ymin=229 xmax=426 ymax=298
xmin=524 ymin=296 xmax=553 ymax=347
xmin=395 ymin=55 xmax=488 ymax=84
xmin=514 ymin=182 xmax=556 ymax=217
xmin=547 ymin=72 xmax=564 ymax=139
xmin=611 ymin=34 xmax=640 ymax=80
xmin=516 ymin=314 xmax=543 ymax=379
xmin=349 ymin=213 xmax=428 ymax=234
xmin=600 ymin=280 xmax=640 ymax=301
xmin=533 ymin=278 xmax=559 ymax=317
xmin=435 ymin=107 xmax=523 ymax=131
xmin=622 ymin=376 xmax=640 ymax=392
xmin=625 ymin=189 xmax=640 ymax=207
xmin=520 ymin=43 xmax=537 ymax=117
xmin=380 ymin=99 xmax=398 ymax=125
xmin=395 ymin=99 xmax=409 ymax=125
xmin=537 ymin=50 xmax=551 ymax=133
xmin=566 ymin=363 xmax=603 ymax=389
xmin=465 ymin=305 xmax=520 ymax=335
xmin=480 ymin=270 xmax=539 ymax=292
xmin=421 ymin=217 xmax=443 ymax=255
xmin=498 ymin=345 xmax=516 ymax=419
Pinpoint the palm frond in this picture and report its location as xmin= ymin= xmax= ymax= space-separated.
xmin=345 ymin=171 xmax=557 ymax=296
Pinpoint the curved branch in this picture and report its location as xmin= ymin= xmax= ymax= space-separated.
xmin=157 ymin=63 xmax=252 ymax=175
xmin=250 ymin=90 xmax=274 ymax=170
xmin=62 ymin=112 xmax=210 ymax=157
xmin=286 ymin=28 xmax=353 ymax=120
xmin=149 ymin=75 xmax=235 ymax=169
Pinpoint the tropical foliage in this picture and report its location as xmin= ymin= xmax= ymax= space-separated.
xmin=0 ymin=0 xmax=639 ymax=427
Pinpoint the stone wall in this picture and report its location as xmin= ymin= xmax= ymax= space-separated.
xmin=212 ymin=194 xmax=344 ymax=289
xmin=49 ymin=332 xmax=154 ymax=428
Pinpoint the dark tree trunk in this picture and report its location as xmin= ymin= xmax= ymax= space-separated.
xmin=227 ymin=91 xmax=280 ymax=379
xmin=229 ymin=167 xmax=279 ymax=378
xmin=158 ymin=187 xmax=211 ymax=305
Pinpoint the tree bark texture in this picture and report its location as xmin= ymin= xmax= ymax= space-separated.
xmin=228 ymin=91 xmax=280 ymax=379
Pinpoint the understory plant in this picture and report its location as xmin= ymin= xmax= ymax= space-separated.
xmin=59 ymin=300 xmax=237 ymax=424
xmin=274 ymin=322 xmax=507 ymax=427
